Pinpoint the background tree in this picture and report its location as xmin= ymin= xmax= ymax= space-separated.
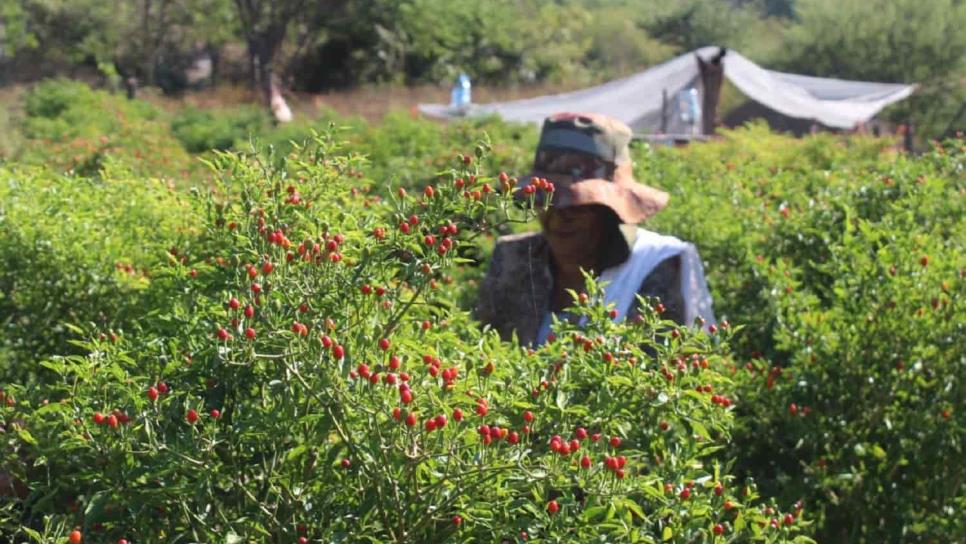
xmin=781 ymin=0 xmax=966 ymax=139
xmin=1 ymin=0 xmax=962 ymax=140
xmin=0 ymin=0 xmax=235 ymax=91
xmin=117 ymin=0 xmax=237 ymax=91
xmin=234 ymin=0 xmax=323 ymax=122
xmin=0 ymin=1 xmax=37 ymax=68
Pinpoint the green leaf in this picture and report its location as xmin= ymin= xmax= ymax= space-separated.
xmin=661 ymin=526 xmax=673 ymax=541
xmin=607 ymin=375 xmax=634 ymax=387
xmin=84 ymin=490 xmax=109 ymax=522
xmin=584 ymin=505 xmax=608 ymax=522
xmin=20 ymin=527 xmax=43 ymax=543
xmin=555 ymin=388 xmax=568 ymax=411
xmin=623 ymin=498 xmax=645 ymax=520
xmin=64 ymin=323 xmax=87 ymax=335
xmin=17 ymin=429 xmax=37 ymax=446
xmin=689 ymin=419 xmax=711 ymax=441
xmin=642 ymin=483 xmax=666 ymax=502
xmin=39 ymin=359 xmax=65 ymax=374
xmin=286 ymin=444 xmax=308 ymax=463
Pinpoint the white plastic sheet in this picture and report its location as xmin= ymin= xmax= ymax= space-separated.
xmin=418 ymin=46 xmax=916 ymax=131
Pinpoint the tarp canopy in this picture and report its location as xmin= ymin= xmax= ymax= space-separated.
xmin=418 ymin=46 xmax=916 ymax=132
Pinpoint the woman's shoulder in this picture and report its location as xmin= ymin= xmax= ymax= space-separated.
xmin=629 ymin=228 xmax=689 ymax=323
xmin=476 ymin=231 xmax=553 ymax=345
xmin=489 ymin=231 xmax=549 ymax=270
xmin=494 ymin=231 xmax=547 ymax=250
xmin=632 ymin=227 xmax=689 ymax=248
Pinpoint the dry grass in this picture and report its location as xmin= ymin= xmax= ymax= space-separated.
xmin=0 ymin=68 xmax=610 ymax=125
xmin=147 ymin=81 xmax=594 ymax=123
xmin=301 ymin=82 xmax=588 ymax=122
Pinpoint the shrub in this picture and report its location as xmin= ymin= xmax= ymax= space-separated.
xmin=17 ymin=79 xmax=196 ymax=180
xmin=0 ymin=135 xmax=808 ymax=543
xmin=170 ymin=106 xmax=268 ymax=153
xmin=0 ymin=161 xmax=197 ymax=385
xmin=1 ymin=104 xmax=961 ymax=542
xmin=729 ymin=141 xmax=964 ymax=543
xmin=641 ymin=126 xmax=965 ymax=543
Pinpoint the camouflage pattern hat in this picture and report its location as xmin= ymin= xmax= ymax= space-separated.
xmin=537 ymin=112 xmax=633 ymax=164
xmin=518 ymin=112 xmax=669 ymax=224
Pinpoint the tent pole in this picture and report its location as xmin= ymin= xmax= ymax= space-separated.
xmin=661 ymin=89 xmax=668 ymax=134
xmin=698 ymin=48 xmax=727 ymax=136
xmin=904 ymin=122 xmax=915 ymax=154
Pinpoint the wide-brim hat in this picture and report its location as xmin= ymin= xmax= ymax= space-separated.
xmin=516 ymin=112 xmax=669 ymax=224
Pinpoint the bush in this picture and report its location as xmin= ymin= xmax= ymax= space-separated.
xmin=170 ymin=106 xmax=269 ymax=153
xmin=231 ymin=110 xmax=537 ymax=202
xmin=0 ymin=161 xmax=197 ymax=385
xmin=1 ymin=107 xmax=961 ymax=542
xmin=641 ymin=125 xmax=965 ymax=543
xmin=16 ymin=79 xmax=197 ymax=180
xmin=353 ymin=112 xmax=536 ymax=195
xmin=0 ymin=135 xmax=810 ymax=543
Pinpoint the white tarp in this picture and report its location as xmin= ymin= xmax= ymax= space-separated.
xmin=418 ymin=46 xmax=916 ymax=132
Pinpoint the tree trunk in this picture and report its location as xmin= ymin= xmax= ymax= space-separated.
xmin=208 ymin=43 xmax=221 ymax=87
xmin=141 ymin=0 xmax=154 ymax=85
xmin=248 ymin=38 xmax=260 ymax=89
xmin=255 ymin=41 xmax=292 ymax=123
xmin=124 ymin=76 xmax=139 ymax=99
xmin=903 ymin=122 xmax=915 ymax=153
xmin=698 ymin=48 xmax=727 ymax=136
xmin=236 ymin=0 xmax=305 ymax=122
xmin=139 ymin=0 xmax=170 ymax=87
xmin=266 ymin=71 xmax=293 ymax=123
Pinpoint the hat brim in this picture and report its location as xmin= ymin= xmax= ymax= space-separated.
xmin=514 ymin=171 xmax=669 ymax=224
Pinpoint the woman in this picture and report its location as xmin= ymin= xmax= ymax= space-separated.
xmin=476 ymin=112 xmax=715 ymax=345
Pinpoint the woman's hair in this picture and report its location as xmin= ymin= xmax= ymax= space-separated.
xmin=589 ymin=205 xmax=630 ymax=271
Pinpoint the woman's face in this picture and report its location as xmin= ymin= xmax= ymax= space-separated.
xmin=533 ymin=149 xmax=615 ymax=269
xmin=539 ymin=205 xmax=606 ymax=268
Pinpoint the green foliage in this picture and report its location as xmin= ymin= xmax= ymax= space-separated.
xmin=0 ymin=0 xmax=39 ymax=60
xmin=0 ymin=162 xmax=197 ymax=386
xmin=5 ymin=0 xmax=236 ymax=89
xmin=170 ymin=106 xmax=268 ymax=153
xmin=0 ymin=135 xmax=809 ymax=543
xmin=581 ymin=10 xmax=678 ymax=77
xmin=352 ymin=112 xmax=537 ymax=195
xmin=16 ymin=79 xmax=197 ymax=179
xmin=641 ymin=0 xmax=769 ymax=52
xmin=5 ymin=0 xmax=964 ymax=139
xmin=785 ymin=0 xmax=966 ymax=83
xmin=781 ymin=0 xmax=966 ymax=139
xmin=304 ymin=0 xmax=769 ymax=88
xmin=0 ymin=105 xmax=962 ymax=542
xmin=641 ymin=125 xmax=965 ymax=543
xmin=309 ymin=0 xmax=602 ymax=86
xmin=22 ymin=79 xmax=150 ymax=139
xmin=184 ymin=107 xmax=537 ymax=198
xmin=8 ymin=0 xmax=122 ymax=67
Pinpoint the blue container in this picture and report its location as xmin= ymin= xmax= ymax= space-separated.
xmin=450 ymin=72 xmax=472 ymax=110
xmin=678 ymin=87 xmax=702 ymax=134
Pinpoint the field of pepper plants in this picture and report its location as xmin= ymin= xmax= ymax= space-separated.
xmin=0 ymin=81 xmax=963 ymax=543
